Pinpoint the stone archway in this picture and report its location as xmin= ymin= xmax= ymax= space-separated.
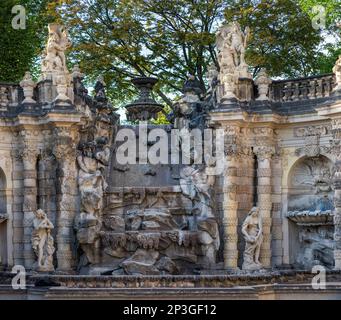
xmin=286 ymin=155 xmax=334 ymax=269
xmin=0 ymin=167 xmax=7 ymax=268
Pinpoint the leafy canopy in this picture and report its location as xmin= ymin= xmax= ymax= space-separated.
xmin=0 ymin=0 xmax=49 ymax=82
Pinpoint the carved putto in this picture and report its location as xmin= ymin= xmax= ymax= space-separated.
xmin=242 ymin=207 xmax=263 ymax=271
xmin=31 ymin=209 xmax=55 ymax=272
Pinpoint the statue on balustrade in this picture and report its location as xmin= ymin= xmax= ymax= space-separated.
xmin=41 ymin=23 xmax=71 ymax=75
xmin=216 ymin=21 xmax=250 ymax=76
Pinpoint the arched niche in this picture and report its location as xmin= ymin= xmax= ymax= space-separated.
xmin=0 ymin=167 xmax=7 ymax=268
xmin=286 ymin=155 xmax=334 ymax=269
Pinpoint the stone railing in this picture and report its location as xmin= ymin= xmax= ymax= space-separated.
xmin=270 ymin=73 xmax=335 ymax=102
xmin=0 ymin=83 xmax=22 ymax=113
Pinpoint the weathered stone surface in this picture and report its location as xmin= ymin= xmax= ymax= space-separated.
xmin=155 ymin=256 xmax=179 ymax=274
xmin=2 ymin=21 xmax=341 ymax=298
xmin=121 ymin=249 xmax=159 ymax=275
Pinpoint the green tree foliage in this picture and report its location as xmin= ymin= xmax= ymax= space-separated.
xmin=48 ymin=0 xmax=330 ymax=107
xmin=47 ymin=0 xmax=226 ymax=107
xmin=0 ymin=0 xmax=49 ymax=82
xmin=299 ymin=0 xmax=341 ymax=74
xmin=3 ymin=0 xmax=338 ymax=106
xmin=299 ymin=0 xmax=341 ymax=29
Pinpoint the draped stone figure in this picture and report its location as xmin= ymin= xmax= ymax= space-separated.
xmin=180 ymin=166 xmax=215 ymax=218
xmin=216 ymin=22 xmax=250 ymax=76
xmin=216 ymin=22 xmax=251 ymax=100
xmin=31 ymin=209 xmax=55 ymax=272
xmin=242 ymin=207 xmax=263 ymax=270
xmin=77 ymin=141 xmax=108 ymax=218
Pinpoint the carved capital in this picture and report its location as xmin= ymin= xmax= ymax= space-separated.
xmin=253 ymin=127 xmax=274 ymax=136
xmin=254 ymin=146 xmax=275 ymax=160
xmin=224 ymin=126 xmax=240 ymax=136
xmin=53 ymin=143 xmax=76 ymax=162
xmin=20 ymin=145 xmax=38 ymax=164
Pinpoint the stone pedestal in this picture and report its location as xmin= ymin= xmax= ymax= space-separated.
xmin=236 ymin=77 xmax=253 ymax=101
xmin=37 ymin=80 xmax=55 ymax=109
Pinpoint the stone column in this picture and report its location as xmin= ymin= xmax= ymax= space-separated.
xmin=254 ymin=146 xmax=274 ymax=268
xmin=271 ymin=154 xmax=283 ymax=266
xmin=11 ymin=150 xmax=24 ymax=266
xmin=53 ymin=127 xmax=78 ymax=272
xmin=223 ymin=152 xmax=239 ymax=269
xmin=20 ymin=141 xmax=38 ymax=269
xmin=222 ymin=126 xmax=241 ymax=270
xmin=331 ymin=118 xmax=341 ymax=269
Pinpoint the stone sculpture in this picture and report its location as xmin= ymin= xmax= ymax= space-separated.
xmin=242 ymin=207 xmax=263 ymax=270
xmin=216 ymin=22 xmax=251 ymax=101
xmin=255 ymin=69 xmax=272 ymax=101
xmin=182 ymin=74 xmax=203 ymax=102
xmin=180 ymin=166 xmax=215 ymax=218
xmin=333 ymin=55 xmax=341 ymax=91
xmin=77 ymin=141 xmax=109 ymax=219
xmin=216 ymin=22 xmax=250 ymax=77
xmin=31 ymin=209 xmax=55 ymax=272
xmin=20 ymin=72 xmax=36 ymax=104
xmin=74 ymin=77 xmax=119 ymax=269
xmin=41 ymin=23 xmax=71 ymax=75
xmin=41 ymin=23 xmax=72 ymax=104
xmin=296 ymin=227 xmax=334 ymax=269
xmin=94 ymin=76 xmax=108 ymax=104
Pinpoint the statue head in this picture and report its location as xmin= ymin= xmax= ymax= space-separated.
xmin=36 ymin=209 xmax=46 ymax=219
xmin=249 ymin=207 xmax=260 ymax=218
xmin=23 ymin=71 xmax=32 ymax=81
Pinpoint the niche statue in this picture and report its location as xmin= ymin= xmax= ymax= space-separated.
xmin=242 ymin=207 xmax=263 ymax=271
xmin=31 ymin=209 xmax=55 ymax=272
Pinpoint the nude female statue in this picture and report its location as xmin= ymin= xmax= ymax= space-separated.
xmin=242 ymin=207 xmax=263 ymax=270
xmin=31 ymin=209 xmax=55 ymax=271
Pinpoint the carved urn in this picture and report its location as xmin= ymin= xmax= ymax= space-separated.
xmin=125 ymin=77 xmax=163 ymax=121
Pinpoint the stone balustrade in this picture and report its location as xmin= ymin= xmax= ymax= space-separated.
xmin=270 ymin=74 xmax=335 ymax=102
xmin=0 ymin=83 xmax=22 ymax=114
